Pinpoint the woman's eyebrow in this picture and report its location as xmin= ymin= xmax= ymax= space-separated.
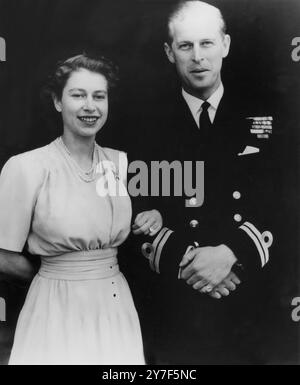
xmin=68 ymin=88 xmax=107 ymax=93
xmin=68 ymin=88 xmax=85 ymax=92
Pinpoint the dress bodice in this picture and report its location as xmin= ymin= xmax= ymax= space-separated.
xmin=0 ymin=138 xmax=132 ymax=256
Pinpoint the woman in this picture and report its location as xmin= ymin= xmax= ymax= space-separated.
xmin=0 ymin=54 xmax=162 ymax=364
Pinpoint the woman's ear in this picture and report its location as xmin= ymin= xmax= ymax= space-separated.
xmin=53 ymin=94 xmax=62 ymax=112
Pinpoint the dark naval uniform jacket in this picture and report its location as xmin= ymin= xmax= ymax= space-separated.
xmin=125 ymin=85 xmax=280 ymax=364
xmin=143 ymin=90 xmax=276 ymax=272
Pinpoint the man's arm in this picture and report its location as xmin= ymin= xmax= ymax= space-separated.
xmin=0 ymin=249 xmax=37 ymax=282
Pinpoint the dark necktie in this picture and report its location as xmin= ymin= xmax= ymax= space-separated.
xmin=199 ymin=101 xmax=212 ymax=136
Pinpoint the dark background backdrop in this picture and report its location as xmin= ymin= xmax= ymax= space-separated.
xmin=0 ymin=0 xmax=299 ymax=364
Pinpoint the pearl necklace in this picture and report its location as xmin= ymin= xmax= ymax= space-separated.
xmin=58 ymin=137 xmax=99 ymax=182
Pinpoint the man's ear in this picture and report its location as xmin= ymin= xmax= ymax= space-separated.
xmin=222 ymin=34 xmax=231 ymax=58
xmin=164 ymin=42 xmax=176 ymax=64
xmin=53 ymin=94 xmax=62 ymax=112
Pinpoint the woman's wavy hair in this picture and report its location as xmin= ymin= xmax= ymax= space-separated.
xmin=43 ymin=53 xmax=119 ymax=102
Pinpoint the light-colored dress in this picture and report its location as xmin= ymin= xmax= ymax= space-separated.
xmin=0 ymin=137 xmax=144 ymax=365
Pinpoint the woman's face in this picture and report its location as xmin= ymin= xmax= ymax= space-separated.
xmin=54 ymin=68 xmax=108 ymax=139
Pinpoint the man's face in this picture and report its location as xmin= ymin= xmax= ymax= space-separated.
xmin=164 ymin=10 xmax=230 ymax=99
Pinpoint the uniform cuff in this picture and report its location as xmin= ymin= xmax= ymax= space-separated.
xmin=223 ymin=222 xmax=273 ymax=273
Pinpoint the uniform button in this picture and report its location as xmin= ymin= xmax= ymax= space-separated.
xmin=233 ymin=191 xmax=241 ymax=200
xmin=234 ymin=214 xmax=242 ymax=222
xmin=189 ymin=219 xmax=199 ymax=228
xmin=189 ymin=197 xmax=197 ymax=206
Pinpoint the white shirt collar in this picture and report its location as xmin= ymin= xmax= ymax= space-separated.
xmin=207 ymin=82 xmax=224 ymax=111
xmin=182 ymin=83 xmax=224 ymax=126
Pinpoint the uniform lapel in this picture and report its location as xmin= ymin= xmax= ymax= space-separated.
xmin=168 ymin=93 xmax=206 ymax=161
xmin=212 ymin=92 xmax=249 ymax=156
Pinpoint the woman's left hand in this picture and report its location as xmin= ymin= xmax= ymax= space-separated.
xmin=132 ymin=210 xmax=163 ymax=236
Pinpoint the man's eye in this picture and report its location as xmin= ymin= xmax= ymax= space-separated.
xmin=202 ymin=41 xmax=214 ymax=47
xmin=179 ymin=43 xmax=192 ymax=50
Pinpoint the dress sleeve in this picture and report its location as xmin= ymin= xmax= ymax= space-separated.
xmin=0 ymin=156 xmax=41 ymax=252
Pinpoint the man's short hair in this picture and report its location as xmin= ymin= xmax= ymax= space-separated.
xmin=166 ymin=0 xmax=227 ymax=44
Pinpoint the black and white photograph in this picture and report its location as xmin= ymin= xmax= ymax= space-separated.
xmin=0 ymin=0 xmax=299 ymax=367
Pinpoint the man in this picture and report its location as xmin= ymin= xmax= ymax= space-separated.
xmin=125 ymin=0 xmax=281 ymax=364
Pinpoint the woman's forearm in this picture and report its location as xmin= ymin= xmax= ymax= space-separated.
xmin=0 ymin=249 xmax=37 ymax=282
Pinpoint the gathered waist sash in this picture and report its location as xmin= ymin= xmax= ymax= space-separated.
xmin=38 ymin=248 xmax=119 ymax=281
